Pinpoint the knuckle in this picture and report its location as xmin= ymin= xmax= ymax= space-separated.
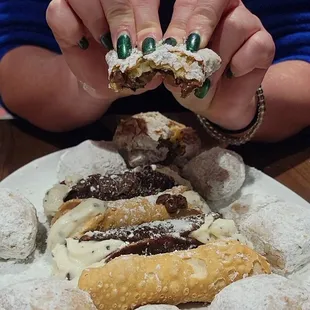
xmin=105 ymin=1 xmax=133 ymax=21
xmin=191 ymin=4 xmax=220 ymax=31
xmin=175 ymin=0 xmax=197 ymax=8
xmin=253 ymin=33 xmax=275 ymax=65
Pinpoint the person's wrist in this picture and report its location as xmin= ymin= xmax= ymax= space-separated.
xmin=202 ymin=96 xmax=257 ymax=132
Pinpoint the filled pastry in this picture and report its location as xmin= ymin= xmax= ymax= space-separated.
xmin=182 ymin=147 xmax=245 ymax=201
xmin=238 ymin=201 xmax=310 ymax=275
xmin=106 ymin=42 xmax=221 ymax=98
xmin=208 ymin=274 xmax=309 ymax=310
xmin=56 ymin=140 xmax=127 ymax=182
xmin=113 ymin=112 xmax=201 ymax=167
xmin=0 ymin=279 xmax=96 ymax=310
xmin=78 ymin=240 xmax=270 ymax=309
xmin=0 ymin=188 xmax=38 ymax=260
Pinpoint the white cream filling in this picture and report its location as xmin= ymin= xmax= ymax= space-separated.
xmin=47 ymin=198 xmax=107 ymax=250
xmin=43 ymin=184 xmax=70 ymax=217
xmin=190 ymin=214 xmax=253 ymax=248
xmin=52 ymin=238 xmax=125 ymax=284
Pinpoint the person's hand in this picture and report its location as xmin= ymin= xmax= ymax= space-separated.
xmin=163 ymin=0 xmax=275 ymax=131
xmin=46 ymin=0 xmax=163 ymax=102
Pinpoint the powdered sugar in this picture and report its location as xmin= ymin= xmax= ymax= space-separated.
xmin=57 ymin=140 xmax=127 ymax=182
xmin=208 ymin=274 xmax=309 ymax=310
xmin=183 ymin=147 xmax=245 ymax=201
xmin=0 ymin=188 xmax=38 ymax=260
xmin=0 ymin=278 xmax=96 ymax=309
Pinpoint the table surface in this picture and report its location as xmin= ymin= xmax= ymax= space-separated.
xmin=1 ymin=115 xmax=309 ymax=202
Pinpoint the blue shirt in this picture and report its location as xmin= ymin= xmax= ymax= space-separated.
xmin=0 ymin=0 xmax=309 ymax=115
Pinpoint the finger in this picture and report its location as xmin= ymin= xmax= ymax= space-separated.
xmin=209 ymin=4 xmax=262 ymax=83
xmin=47 ymin=0 xmax=115 ymax=98
xmin=163 ymin=0 xmax=197 ymax=45
xmin=67 ymin=0 xmax=111 ymax=49
xmin=185 ymin=0 xmax=237 ymax=51
xmin=101 ymin=0 xmax=136 ymax=59
xmin=130 ymin=0 xmax=162 ymax=54
xmin=230 ymin=30 xmax=275 ymax=77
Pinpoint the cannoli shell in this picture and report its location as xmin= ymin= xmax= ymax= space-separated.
xmin=78 ymin=240 xmax=271 ymax=309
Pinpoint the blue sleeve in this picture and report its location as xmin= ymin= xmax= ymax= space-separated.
xmin=0 ymin=0 xmax=61 ymax=61
xmin=244 ymin=0 xmax=310 ymax=64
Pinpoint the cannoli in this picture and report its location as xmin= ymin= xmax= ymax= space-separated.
xmin=106 ymin=42 xmax=221 ymax=98
xmin=113 ymin=112 xmax=201 ymax=167
xmin=208 ymin=274 xmax=309 ymax=310
xmin=78 ymin=240 xmax=271 ymax=309
xmin=47 ymin=186 xmax=210 ymax=250
xmin=56 ymin=140 xmax=127 ymax=182
xmin=0 ymin=188 xmax=38 ymax=260
xmin=182 ymin=147 xmax=245 ymax=201
xmin=45 ymin=165 xmax=190 ymax=218
xmin=239 ymin=201 xmax=310 ymax=275
xmin=51 ymin=213 xmax=250 ymax=284
xmin=63 ymin=165 xmax=177 ymax=202
xmin=0 ymin=278 xmax=97 ymax=310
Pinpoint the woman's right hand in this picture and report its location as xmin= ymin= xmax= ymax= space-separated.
xmin=46 ymin=0 xmax=163 ymax=102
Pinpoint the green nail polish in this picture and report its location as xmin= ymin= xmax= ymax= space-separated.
xmin=100 ymin=32 xmax=113 ymax=50
xmin=226 ymin=67 xmax=234 ymax=79
xmin=195 ymin=79 xmax=211 ymax=99
xmin=117 ymin=34 xmax=132 ymax=59
xmin=186 ymin=33 xmax=201 ymax=52
xmin=78 ymin=37 xmax=89 ymax=50
xmin=164 ymin=37 xmax=177 ymax=46
xmin=142 ymin=37 xmax=156 ymax=55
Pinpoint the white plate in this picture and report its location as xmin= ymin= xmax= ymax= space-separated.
xmin=0 ymin=147 xmax=309 ymax=309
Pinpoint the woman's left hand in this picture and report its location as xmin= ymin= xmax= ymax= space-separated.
xmin=163 ymin=0 xmax=275 ymax=131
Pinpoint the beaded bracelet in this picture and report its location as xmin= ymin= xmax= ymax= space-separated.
xmin=197 ymin=86 xmax=266 ymax=145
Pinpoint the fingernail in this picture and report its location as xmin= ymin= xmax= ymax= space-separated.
xmin=142 ymin=37 xmax=156 ymax=55
xmin=100 ymin=32 xmax=113 ymax=50
xmin=78 ymin=37 xmax=89 ymax=50
xmin=194 ymin=79 xmax=211 ymax=99
xmin=164 ymin=37 xmax=177 ymax=46
xmin=117 ymin=34 xmax=132 ymax=59
xmin=226 ymin=67 xmax=234 ymax=79
xmin=186 ymin=33 xmax=201 ymax=52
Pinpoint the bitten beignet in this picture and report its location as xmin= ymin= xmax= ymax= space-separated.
xmin=78 ymin=240 xmax=271 ymax=309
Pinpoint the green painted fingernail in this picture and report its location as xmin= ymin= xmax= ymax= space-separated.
xmin=186 ymin=33 xmax=201 ymax=52
xmin=195 ymin=79 xmax=211 ymax=99
xmin=226 ymin=67 xmax=234 ymax=79
xmin=78 ymin=37 xmax=89 ymax=50
xmin=164 ymin=37 xmax=177 ymax=46
xmin=117 ymin=34 xmax=132 ymax=59
xmin=100 ymin=32 xmax=113 ymax=50
xmin=142 ymin=37 xmax=156 ymax=55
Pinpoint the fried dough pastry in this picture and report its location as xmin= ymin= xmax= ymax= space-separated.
xmin=106 ymin=42 xmax=221 ymax=98
xmin=78 ymin=240 xmax=271 ymax=310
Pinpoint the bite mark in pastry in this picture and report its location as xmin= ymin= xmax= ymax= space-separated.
xmin=78 ymin=240 xmax=271 ymax=309
xmin=106 ymin=42 xmax=221 ymax=98
xmin=113 ymin=112 xmax=201 ymax=168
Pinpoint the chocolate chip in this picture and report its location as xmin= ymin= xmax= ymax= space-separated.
xmin=156 ymin=194 xmax=188 ymax=213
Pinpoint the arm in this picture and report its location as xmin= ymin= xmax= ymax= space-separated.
xmin=254 ymin=60 xmax=310 ymax=142
xmin=0 ymin=46 xmax=112 ymax=132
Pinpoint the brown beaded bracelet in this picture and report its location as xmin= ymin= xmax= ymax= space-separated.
xmin=197 ymin=86 xmax=266 ymax=145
